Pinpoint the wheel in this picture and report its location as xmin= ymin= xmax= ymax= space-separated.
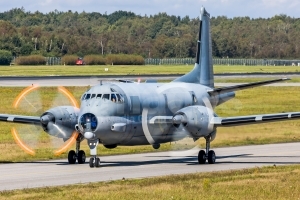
xmin=77 ymin=150 xmax=86 ymax=164
xmin=198 ymin=150 xmax=206 ymax=164
xmin=95 ymin=157 xmax=101 ymax=168
xmin=68 ymin=150 xmax=76 ymax=164
xmin=89 ymin=157 xmax=95 ymax=168
xmin=208 ymin=150 xmax=216 ymax=164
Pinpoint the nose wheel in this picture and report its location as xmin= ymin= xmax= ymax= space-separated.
xmin=89 ymin=157 xmax=101 ymax=168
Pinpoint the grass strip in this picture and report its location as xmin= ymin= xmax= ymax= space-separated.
xmin=1 ymin=65 xmax=300 ymax=76
xmin=1 ymin=164 xmax=300 ymax=199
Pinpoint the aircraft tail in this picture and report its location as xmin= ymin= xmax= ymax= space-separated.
xmin=173 ymin=7 xmax=214 ymax=87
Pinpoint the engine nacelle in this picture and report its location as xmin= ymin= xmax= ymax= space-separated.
xmin=41 ymin=106 xmax=80 ymax=139
xmin=173 ymin=106 xmax=215 ymax=138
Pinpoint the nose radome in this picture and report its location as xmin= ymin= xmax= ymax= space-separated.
xmin=78 ymin=113 xmax=98 ymax=133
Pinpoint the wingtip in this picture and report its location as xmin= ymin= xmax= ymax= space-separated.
xmin=282 ymin=77 xmax=291 ymax=81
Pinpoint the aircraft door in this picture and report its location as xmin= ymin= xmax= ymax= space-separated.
xmin=130 ymin=96 xmax=141 ymax=115
xmin=189 ymin=91 xmax=197 ymax=105
xmin=119 ymin=95 xmax=141 ymax=144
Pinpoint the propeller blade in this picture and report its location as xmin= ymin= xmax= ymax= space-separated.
xmin=12 ymin=86 xmax=79 ymax=156
xmin=14 ymin=85 xmax=43 ymax=115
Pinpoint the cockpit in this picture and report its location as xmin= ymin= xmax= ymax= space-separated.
xmin=81 ymin=88 xmax=124 ymax=103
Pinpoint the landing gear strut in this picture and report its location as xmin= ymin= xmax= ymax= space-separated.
xmin=88 ymin=139 xmax=101 ymax=168
xmin=68 ymin=134 xmax=86 ymax=164
xmin=198 ymin=136 xmax=216 ymax=164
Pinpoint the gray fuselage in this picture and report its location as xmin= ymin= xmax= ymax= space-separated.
xmin=78 ymin=82 xmax=230 ymax=146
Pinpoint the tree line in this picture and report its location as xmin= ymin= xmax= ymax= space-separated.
xmin=0 ymin=7 xmax=300 ymax=59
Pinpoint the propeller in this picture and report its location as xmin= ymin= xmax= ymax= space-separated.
xmin=12 ymin=85 xmax=80 ymax=156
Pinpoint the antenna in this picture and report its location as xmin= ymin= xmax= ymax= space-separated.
xmin=127 ymin=69 xmax=135 ymax=76
xmin=120 ymin=69 xmax=136 ymax=82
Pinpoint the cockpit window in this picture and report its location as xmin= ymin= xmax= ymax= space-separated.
xmin=108 ymin=93 xmax=124 ymax=103
xmin=103 ymin=94 xmax=110 ymax=100
xmin=81 ymin=94 xmax=86 ymax=100
xmin=116 ymin=94 xmax=124 ymax=103
xmin=85 ymin=93 xmax=91 ymax=100
xmin=96 ymin=94 xmax=102 ymax=99
xmin=91 ymin=94 xmax=96 ymax=99
xmin=111 ymin=94 xmax=117 ymax=102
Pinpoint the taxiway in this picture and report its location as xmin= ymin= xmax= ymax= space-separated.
xmin=0 ymin=142 xmax=300 ymax=191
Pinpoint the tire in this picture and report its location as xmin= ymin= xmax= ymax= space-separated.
xmin=68 ymin=150 xmax=76 ymax=164
xmin=198 ymin=150 xmax=206 ymax=164
xmin=95 ymin=158 xmax=101 ymax=168
xmin=78 ymin=150 xmax=86 ymax=164
xmin=208 ymin=150 xmax=216 ymax=164
xmin=89 ymin=157 xmax=95 ymax=168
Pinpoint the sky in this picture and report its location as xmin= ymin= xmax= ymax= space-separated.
xmin=0 ymin=0 xmax=300 ymax=19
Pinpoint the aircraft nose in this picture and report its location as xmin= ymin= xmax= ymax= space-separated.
xmin=78 ymin=113 xmax=98 ymax=138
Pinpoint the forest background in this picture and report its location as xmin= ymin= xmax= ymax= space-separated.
xmin=0 ymin=8 xmax=299 ymax=59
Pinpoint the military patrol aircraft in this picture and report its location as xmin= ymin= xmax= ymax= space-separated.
xmin=0 ymin=7 xmax=299 ymax=168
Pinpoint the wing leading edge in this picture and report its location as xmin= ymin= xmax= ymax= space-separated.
xmin=212 ymin=112 xmax=300 ymax=127
xmin=0 ymin=114 xmax=41 ymax=125
xmin=207 ymin=78 xmax=290 ymax=95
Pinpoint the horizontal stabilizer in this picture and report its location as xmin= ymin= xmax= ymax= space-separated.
xmin=207 ymin=78 xmax=290 ymax=95
xmin=212 ymin=112 xmax=300 ymax=127
xmin=0 ymin=114 xmax=41 ymax=125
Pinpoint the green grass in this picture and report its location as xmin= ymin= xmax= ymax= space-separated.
xmin=1 ymin=164 xmax=300 ymax=199
xmin=1 ymin=86 xmax=300 ymax=162
xmin=1 ymin=65 xmax=300 ymax=76
xmin=215 ymin=65 xmax=300 ymax=74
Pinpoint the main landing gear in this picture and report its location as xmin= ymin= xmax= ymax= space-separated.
xmin=198 ymin=136 xmax=216 ymax=164
xmin=68 ymin=134 xmax=86 ymax=164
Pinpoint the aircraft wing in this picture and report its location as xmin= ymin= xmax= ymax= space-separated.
xmin=207 ymin=78 xmax=290 ymax=95
xmin=0 ymin=114 xmax=41 ymax=125
xmin=212 ymin=112 xmax=300 ymax=127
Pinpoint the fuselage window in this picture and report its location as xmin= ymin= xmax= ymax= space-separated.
xmin=85 ymin=94 xmax=91 ymax=100
xmin=96 ymin=94 xmax=102 ymax=99
xmin=103 ymin=94 xmax=110 ymax=100
xmin=91 ymin=94 xmax=96 ymax=99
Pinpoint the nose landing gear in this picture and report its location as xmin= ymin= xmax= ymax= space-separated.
xmin=87 ymin=139 xmax=101 ymax=168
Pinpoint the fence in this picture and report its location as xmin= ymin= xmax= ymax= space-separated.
xmin=11 ymin=57 xmax=300 ymax=66
xmin=45 ymin=57 xmax=62 ymax=65
xmin=145 ymin=58 xmax=195 ymax=65
xmin=145 ymin=58 xmax=300 ymax=66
